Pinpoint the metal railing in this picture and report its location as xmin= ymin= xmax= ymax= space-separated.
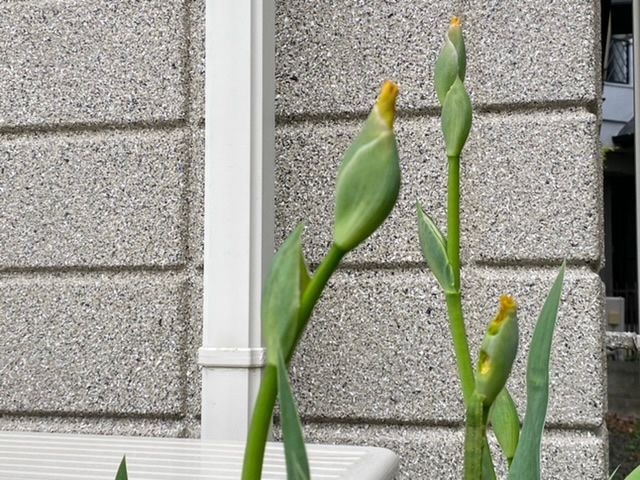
xmin=606 ymin=38 xmax=632 ymax=84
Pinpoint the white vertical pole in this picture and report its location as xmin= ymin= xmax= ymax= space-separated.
xmin=634 ymin=0 xmax=640 ymax=331
xmin=199 ymin=0 xmax=275 ymax=440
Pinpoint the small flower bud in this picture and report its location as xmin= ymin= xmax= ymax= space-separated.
xmin=434 ymin=16 xmax=467 ymax=104
xmin=333 ymin=81 xmax=401 ymax=252
xmin=475 ymin=295 xmax=519 ymax=406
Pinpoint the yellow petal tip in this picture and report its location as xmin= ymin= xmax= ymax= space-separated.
xmin=376 ymin=80 xmax=398 ymax=129
xmin=487 ymin=294 xmax=517 ymax=334
xmin=450 ymin=16 xmax=462 ymax=27
xmin=499 ymin=294 xmax=517 ymax=312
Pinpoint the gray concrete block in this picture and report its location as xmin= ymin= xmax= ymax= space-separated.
xmin=0 ymin=128 xmax=188 ymax=269
xmin=463 ymin=110 xmax=601 ymax=264
xmin=0 ymin=415 xmax=193 ymax=438
xmin=276 ymin=0 xmax=453 ymax=116
xmin=0 ymin=274 xmax=189 ymax=416
xmin=298 ymin=422 xmax=606 ymax=480
xmin=190 ymin=127 xmax=205 ymax=267
xmin=290 ymin=269 xmax=463 ymax=424
xmin=290 ymin=266 xmax=604 ymax=428
xmin=190 ymin=0 xmax=205 ymax=123
xmin=0 ymin=0 xmax=187 ymax=127
xmin=186 ymin=274 xmax=203 ymax=416
xmin=276 ymin=110 xmax=600 ymax=266
xmin=461 ymin=0 xmax=599 ymax=106
xmin=275 ymin=116 xmax=447 ymax=266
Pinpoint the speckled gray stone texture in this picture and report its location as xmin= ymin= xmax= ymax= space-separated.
xmin=462 ymin=0 xmax=598 ymax=106
xmin=297 ymin=423 xmax=606 ymax=480
xmin=0 ymin=129 xmax=188 ymax=268
xmin=290 ymin=266 xmax=604 ymax=428
xmin=276 ymin=110 xmax=600 ymax=265
xmin=0 ymin=415 xmax=197 ymax=438
xmin=276 ymin=0 xmax=452 ymax=116
xmin=0 ymin=0 xmax=187 ymax=127
xmin=290 ymin=269 xmax=463 ymax=424
xmin=190 ymin=0 xmax=205 ymax=123
xmin=0 ymin=274 xmax=188 ymax=415
xmin=190 ymin=128 xmax=205 ymax=267
xmin=186 ymin=274 xmax=203 ymax=417
xmin=462 ymin=109 xmax=601 ymax=264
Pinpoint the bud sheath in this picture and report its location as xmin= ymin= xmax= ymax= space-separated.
xmin=475 ymin=295 xmax=519 ymax=406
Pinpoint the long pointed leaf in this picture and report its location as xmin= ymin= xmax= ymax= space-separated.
xmin=507 ymin=262 xmax=565 ymax=480
xmin=277 ymin=350 xmax=310 ymax=480
xmin=625 ymin=465 xmax=640 ymax=480
xmin=417 ymin=203 xmax=456 ymax=293
xmin=115 ymin=456 xmax=128 ymax=480
xmin=481 ymin=439 xmax=496 ymax=480
xmin=489 ymin=388 xmax=520 ymax=466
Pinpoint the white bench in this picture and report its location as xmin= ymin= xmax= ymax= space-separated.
xmin=0 ymin=431 xmax=399 ymax=479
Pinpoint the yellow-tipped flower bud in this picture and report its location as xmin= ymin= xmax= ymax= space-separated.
xmin=475 ymin=295 xmax=519 ymax=406
xmin=376 ymin=80 xmax=399 ymax=129
xmin=434 ymin=16 xmax=467 ymax=104
xmin=332 ymin=81 xmax=401 ymax=252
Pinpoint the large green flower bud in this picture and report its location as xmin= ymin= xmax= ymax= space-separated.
xmin=333 ymin=81 xmax=401 ymax=252
xmin=434 ymin=16 xmax=466 ymax=104
xmin=475 ymin=295 xmax=519 ymax=406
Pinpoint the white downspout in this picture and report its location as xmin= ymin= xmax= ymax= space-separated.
xmin=199 ymin=0 xmax=275 ymax=440
xmin=635 ymin=0 xmax=640 ymax=332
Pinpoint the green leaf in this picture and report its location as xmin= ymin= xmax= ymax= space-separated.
xmin=489 ymin=388 xmax=520 ymax=466
xmin=624 ymin=465 xmax=640 ymax=480
xmin=441 ymin=78 xmax=472 ymax=158
xmin=115 ymin=456 xmax=128 ymax=480
xmin=507 ymin=262 xmax=565 ymax=480
xmin=481 ymin=441 xmax=497 ymax=480
xmin=262 ymin=225 xmax=309 ymax=365
xmin=417 ymin=204 xmax=456 ymax=294
xmin=277 ymin=349 xmax=310 ymax=480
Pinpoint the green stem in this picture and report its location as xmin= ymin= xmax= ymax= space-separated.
xmin=447 ymin=154 xmax=496 ymax=479
xmin=241 ymin=243 xmax=347 ymax=480
xmin=446 ymin=154 xmax=474 ymax=405
xmin=447 ymin=155 xmax=461 ymax=289
xmin=288 ymin=243 xmax=346 ymax=361
xmin=241 ymin=364 xmax=277 ymax=480
xmin=464 ymin=394 xmax=490 ymax=480
xmin=446 ymin=292 xmax=474 ymax=405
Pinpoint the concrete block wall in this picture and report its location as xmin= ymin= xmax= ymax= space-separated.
xmin=275 ymin=1 xmax=605 ymax=479
xmin=0 ymin=0 xmax=205 ymax=437
xmin=0 ymin=0 xmax=605 ymax=478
